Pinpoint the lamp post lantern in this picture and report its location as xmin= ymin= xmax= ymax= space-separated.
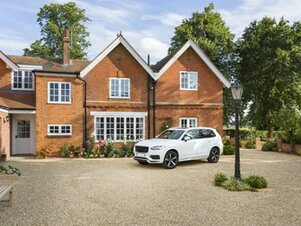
xmin=231 ymin=80 xmax=243 ymax=180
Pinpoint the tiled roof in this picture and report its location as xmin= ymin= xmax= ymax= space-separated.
xmin=7 ymin=55 xmax=90 ymax=73
xmin=0 ymin=90 xmax=35 ymax=110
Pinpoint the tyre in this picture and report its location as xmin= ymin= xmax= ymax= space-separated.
xmin=137 ymin=160 xmax=148 ymax=165
xmin=207 ymin=147 xmax=220 ymax=163
xmin=163 ymin=150 xmax=178 ymax=169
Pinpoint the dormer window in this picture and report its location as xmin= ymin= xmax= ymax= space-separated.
xmin=12 ymin=70 xmax=34 ymax=90
xmin=180 ymin=71 xmax=198 ymax=91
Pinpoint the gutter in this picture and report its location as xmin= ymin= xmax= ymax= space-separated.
xmin=147 ymin=55 xmax=151 ymax=139
xmin=76 ymin=74 xmax=88 ymax=146
xmin=152 ymin=80 xmax=156 ymax=138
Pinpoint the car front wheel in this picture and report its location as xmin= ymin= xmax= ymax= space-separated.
xmin=207 ymin=147 xmax=220 ymax=163
xmin=163 ymin=150 xmax=178 ymax=169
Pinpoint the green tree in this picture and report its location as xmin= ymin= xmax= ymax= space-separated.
xmin=272 ymin=106 xmax=301 ymax=148
xmin=237 ymin=17 xmax=301 ymax=136
xmin=23 ymin=2 xmax=91 ymax=60
xmin=169 ymin=3 xmax=236 ymax=125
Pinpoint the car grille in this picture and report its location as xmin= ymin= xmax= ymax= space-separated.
xmin=135 ymin=146 xmax=149 ymax=153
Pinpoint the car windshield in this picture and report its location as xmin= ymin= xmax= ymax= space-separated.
xmin=157 ymin=130 xmax=185 ymax=139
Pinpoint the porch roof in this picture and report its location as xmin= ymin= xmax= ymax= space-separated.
xmin=0 ymin=91 xmax=35 ymax=110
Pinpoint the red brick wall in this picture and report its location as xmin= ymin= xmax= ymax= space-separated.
xmin=35 ymin=75 xmax=84 ymax=155
xmin=0 ymin=59 xmax=12 ymax=90
xmin=84 ymin=43 xmax=150 ymax=139
xmin=0 ymin=111 xmax=10 ymax=157
xmin=155 ymin=47 xmax=224 ymax=134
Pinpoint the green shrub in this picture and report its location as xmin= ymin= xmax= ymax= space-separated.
xmin=223 ymin=139 xmax=231 ymax=146
xmin=120 ymin=141 xmax=135 ymax=157
xmin=261 ymin=141 xmax=277 ymax=152
xmin=83 ymin=136 xmax=96 ymax=158
xmin=59 ymin=144 xmax=70 ymax=157
xmin=114 ymin=149 xmax=126 ymax=158
xmin=69 ymin=145 xmax=81 ymax=157
xmin=39 ymin=146 xmax=51 ymax=158
xmin=245 ymin=139 xmax=256 ymax=149
xmin=243 ymin=175 xmax=267 ymax=189
xmin=296 ymin=149 xmax=301 ymax=156
xmin=223 ymin=144 xmax=235 ymax=155
xmin=104 ymin=139 xmax=114 ymax=157
xmin=0 ymin=164 xmax=21 ymax=176
xmin=214 ymin=172 xmax=228 ymax=186
xmin=221 ymin=178 xmax=252 ymax=191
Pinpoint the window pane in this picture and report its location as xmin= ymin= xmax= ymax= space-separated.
xmin=106 ymin=117 xmax=115 ymax=140
xmin=60 ymin=83 xmax=70 ymax=102
xmin=116 ymin=117 xmax=125 ymax=140
xmin=110 ymin=79 xmax=119 ymax=97
xmin=181 ymin=119 xmax=188 ymax=128
xmin=135 ymin=118 xmax=143 ymax=140
xmin=13 ymin=71 xmax=22 ymax=89
xmin=126 ymin=118 xmax=134 ymax=140
xmin=189 ymin=73 xmax=197 ymax=89
xmin=181 ymin=72 xmax=188 ymax=89
xmin=121 ymin=79 xmax=129 ymax=97
xmin=17 ymin=120 xmax=30 ymax=138
xmin=189 ymin=119 xmax=196 ymax=127
xmin=96 ymin=117 xmax=105 ymax=140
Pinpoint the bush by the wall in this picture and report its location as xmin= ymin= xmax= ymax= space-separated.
xmin=261 ymin=141 xmax=277 ymax=152
xmin=296 ymin=149 xmax=301 ymax=156
xmin=245 ymin=139 xmax=256 ymax=149
xmin=39 ymin=146 xmax=51 ymax=158
xmin=243 ymin=175 xmax=267 ymax=189
xmin=223 ymin=144 xmax=235 ymax=155
xmin=59 ymin=144 xmax=82 ymax=158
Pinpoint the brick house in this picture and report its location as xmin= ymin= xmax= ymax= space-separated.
xmin=0 ymin=32 xmax=230 ymax=157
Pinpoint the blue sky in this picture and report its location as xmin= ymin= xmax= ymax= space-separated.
xmin=1 ymin=0 xmax=301 ymax=63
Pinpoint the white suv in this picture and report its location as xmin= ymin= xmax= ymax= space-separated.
xmin=134 ymin=127 xmax=223 ymax=169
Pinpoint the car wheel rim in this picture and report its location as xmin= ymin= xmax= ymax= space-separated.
xmin=165 ymin=153 xmax=177 ymax=167
xmin=211 ymin=148 xmax=219 ymax=162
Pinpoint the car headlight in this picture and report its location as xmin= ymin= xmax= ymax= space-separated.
xmin=151 ymin=145 xmax=166 ymax=150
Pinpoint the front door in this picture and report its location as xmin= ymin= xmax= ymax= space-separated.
xmin=12 ymin=115 xmax=35 ymax=155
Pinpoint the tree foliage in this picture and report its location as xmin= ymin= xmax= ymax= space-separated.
xmin=169 ymin=3 xmax=236 ymax=125
xmin=237 ymin=17 xmax=301 ymax=135
xmin=23 ymin=2 xmax=91 ymax=60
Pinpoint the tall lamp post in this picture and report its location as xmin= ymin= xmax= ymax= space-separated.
xmin=231 ymin=81 xmax=244 ymax=181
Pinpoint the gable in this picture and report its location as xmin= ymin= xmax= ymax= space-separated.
xmin=154 ymin=40 xmax=230 ymax=88
xmin=0 ymin=50 xmax=18 ymax=70
xmin=80 ymin=35 xmax=156 ymax=80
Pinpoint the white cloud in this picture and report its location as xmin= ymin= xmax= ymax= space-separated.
xmin=219 ymin=0 xmax=301 ymax=38
xmin=0 ymin=39 xmax=30 ymax=52
xmin=140 ymin=37 xmax=169 ymax=60
xmin=142 ymin=13 xmax=186 ymax=27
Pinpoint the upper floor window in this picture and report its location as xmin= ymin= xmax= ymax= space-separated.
xmin=180 ymin=71 xmax=198 ymax=91
xmin=110 ymin=78 xmax=130 ymax=98
xmin=12 ymin=70 xmax=34 ymax=90
xmin=48 ymin=82 xmax=71 ymax=104
xmin=180 ymin=117 xmax=197 ymax=128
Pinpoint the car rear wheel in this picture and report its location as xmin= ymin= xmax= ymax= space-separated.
xmin=207 ymin=147 xmax=220 ymax=163
xmin=163 ymin=150 xmax=178 ymax=169
xmin=137 ymin=160 xmax=148 ymax=165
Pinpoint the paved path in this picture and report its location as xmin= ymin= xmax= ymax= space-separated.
xmin=0 ymin=149 xmax=300 ymax=225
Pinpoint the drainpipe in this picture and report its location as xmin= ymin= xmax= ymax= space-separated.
xmin=76 ymin=74 xmax=87 ymax=146
xmin=152 ymin=80 xmax=156 ymax=138
xmin=147 ymin=55 xmax=151 ymax=139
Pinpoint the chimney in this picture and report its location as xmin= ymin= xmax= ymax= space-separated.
xmin=63 ymin=28 xmax=71 ymax=65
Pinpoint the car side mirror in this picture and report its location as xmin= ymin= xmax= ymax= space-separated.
xmin=184 ymin=136 xmax=191 ymax=142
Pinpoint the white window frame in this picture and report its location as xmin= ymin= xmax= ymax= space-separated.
xmin=47 ymin=124 xmax=72 ymax=136
xmin=47 ymin=82 xmax=72 ymax=104
xmin=91 ymin=111 xmax=147 ymax=141
xmin=11 ymin=70 xmax=35 ymax=91
xmin=109 ymin=78 xmax=130 ymax=99
xmin=179 ymin=117 xmax=198 ymax=128
xmin=179 ymin=71 xmax=198 ymax=91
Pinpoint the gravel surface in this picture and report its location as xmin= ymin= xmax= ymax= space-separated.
xmin=0 ymin=149 xmax=300 ymax=226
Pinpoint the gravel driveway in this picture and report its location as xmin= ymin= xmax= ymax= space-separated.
xmin=0 ymin=149 xmax=300 ymax=226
